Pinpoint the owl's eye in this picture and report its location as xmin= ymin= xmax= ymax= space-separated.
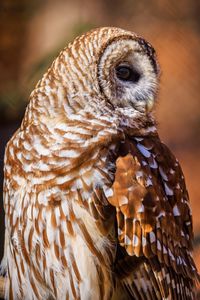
xmin=116 ymin=66 xmax=140 ymax=83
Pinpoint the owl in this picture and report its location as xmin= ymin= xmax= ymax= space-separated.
xmin=1 ymin=27 xmax=199 ymax=300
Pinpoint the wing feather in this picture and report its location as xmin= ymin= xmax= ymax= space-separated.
xmin=108 ymin=136 xmax=199 ymax=299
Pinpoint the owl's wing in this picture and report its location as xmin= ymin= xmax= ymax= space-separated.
xmin=108 ymin=136 xmax=199 ymax=299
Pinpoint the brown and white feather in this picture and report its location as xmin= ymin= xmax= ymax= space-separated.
xmin=1 ymin=27 xmax=199 ymax=300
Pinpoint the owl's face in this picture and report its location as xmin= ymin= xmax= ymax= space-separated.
xmin=98 ymin=37 xmax=160 ymax=115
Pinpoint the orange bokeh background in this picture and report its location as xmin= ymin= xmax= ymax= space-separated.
xmin=0 ymin=0 xmax=199 ymax=280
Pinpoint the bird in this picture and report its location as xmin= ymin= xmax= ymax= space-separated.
xmin=0 ymin=26 xmax=199 ymax=300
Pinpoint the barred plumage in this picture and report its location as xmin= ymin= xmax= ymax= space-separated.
xmin=1 ymin=27 xmax=199 ymax=299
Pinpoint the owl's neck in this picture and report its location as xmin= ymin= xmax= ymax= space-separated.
xmin=11 ymin=94 xmax=157 ymax=195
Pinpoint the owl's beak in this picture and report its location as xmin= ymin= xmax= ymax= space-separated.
xmin=146 ymin=97 xmax=155 ymax=113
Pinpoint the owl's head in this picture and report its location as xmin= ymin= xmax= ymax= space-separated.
xmin=28 ymin=27 xmax=160 ymax=131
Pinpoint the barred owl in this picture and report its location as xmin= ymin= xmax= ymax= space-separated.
xmin=1 ymin=27 xmax=199 ymax=299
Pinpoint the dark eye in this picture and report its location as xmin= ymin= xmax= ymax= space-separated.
xmin=116 ymin=65 xmax=140 ymax=83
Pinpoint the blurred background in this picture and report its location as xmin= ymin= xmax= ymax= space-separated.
xmin=0 ymin=0 xmax=199 ymax=277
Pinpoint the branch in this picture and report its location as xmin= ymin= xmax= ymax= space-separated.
xmin=0 ymin=276 xmax=5 ymax=299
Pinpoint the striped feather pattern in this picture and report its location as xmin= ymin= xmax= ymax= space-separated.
xmin=1 ymin=27 xmax=199 ymax=299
